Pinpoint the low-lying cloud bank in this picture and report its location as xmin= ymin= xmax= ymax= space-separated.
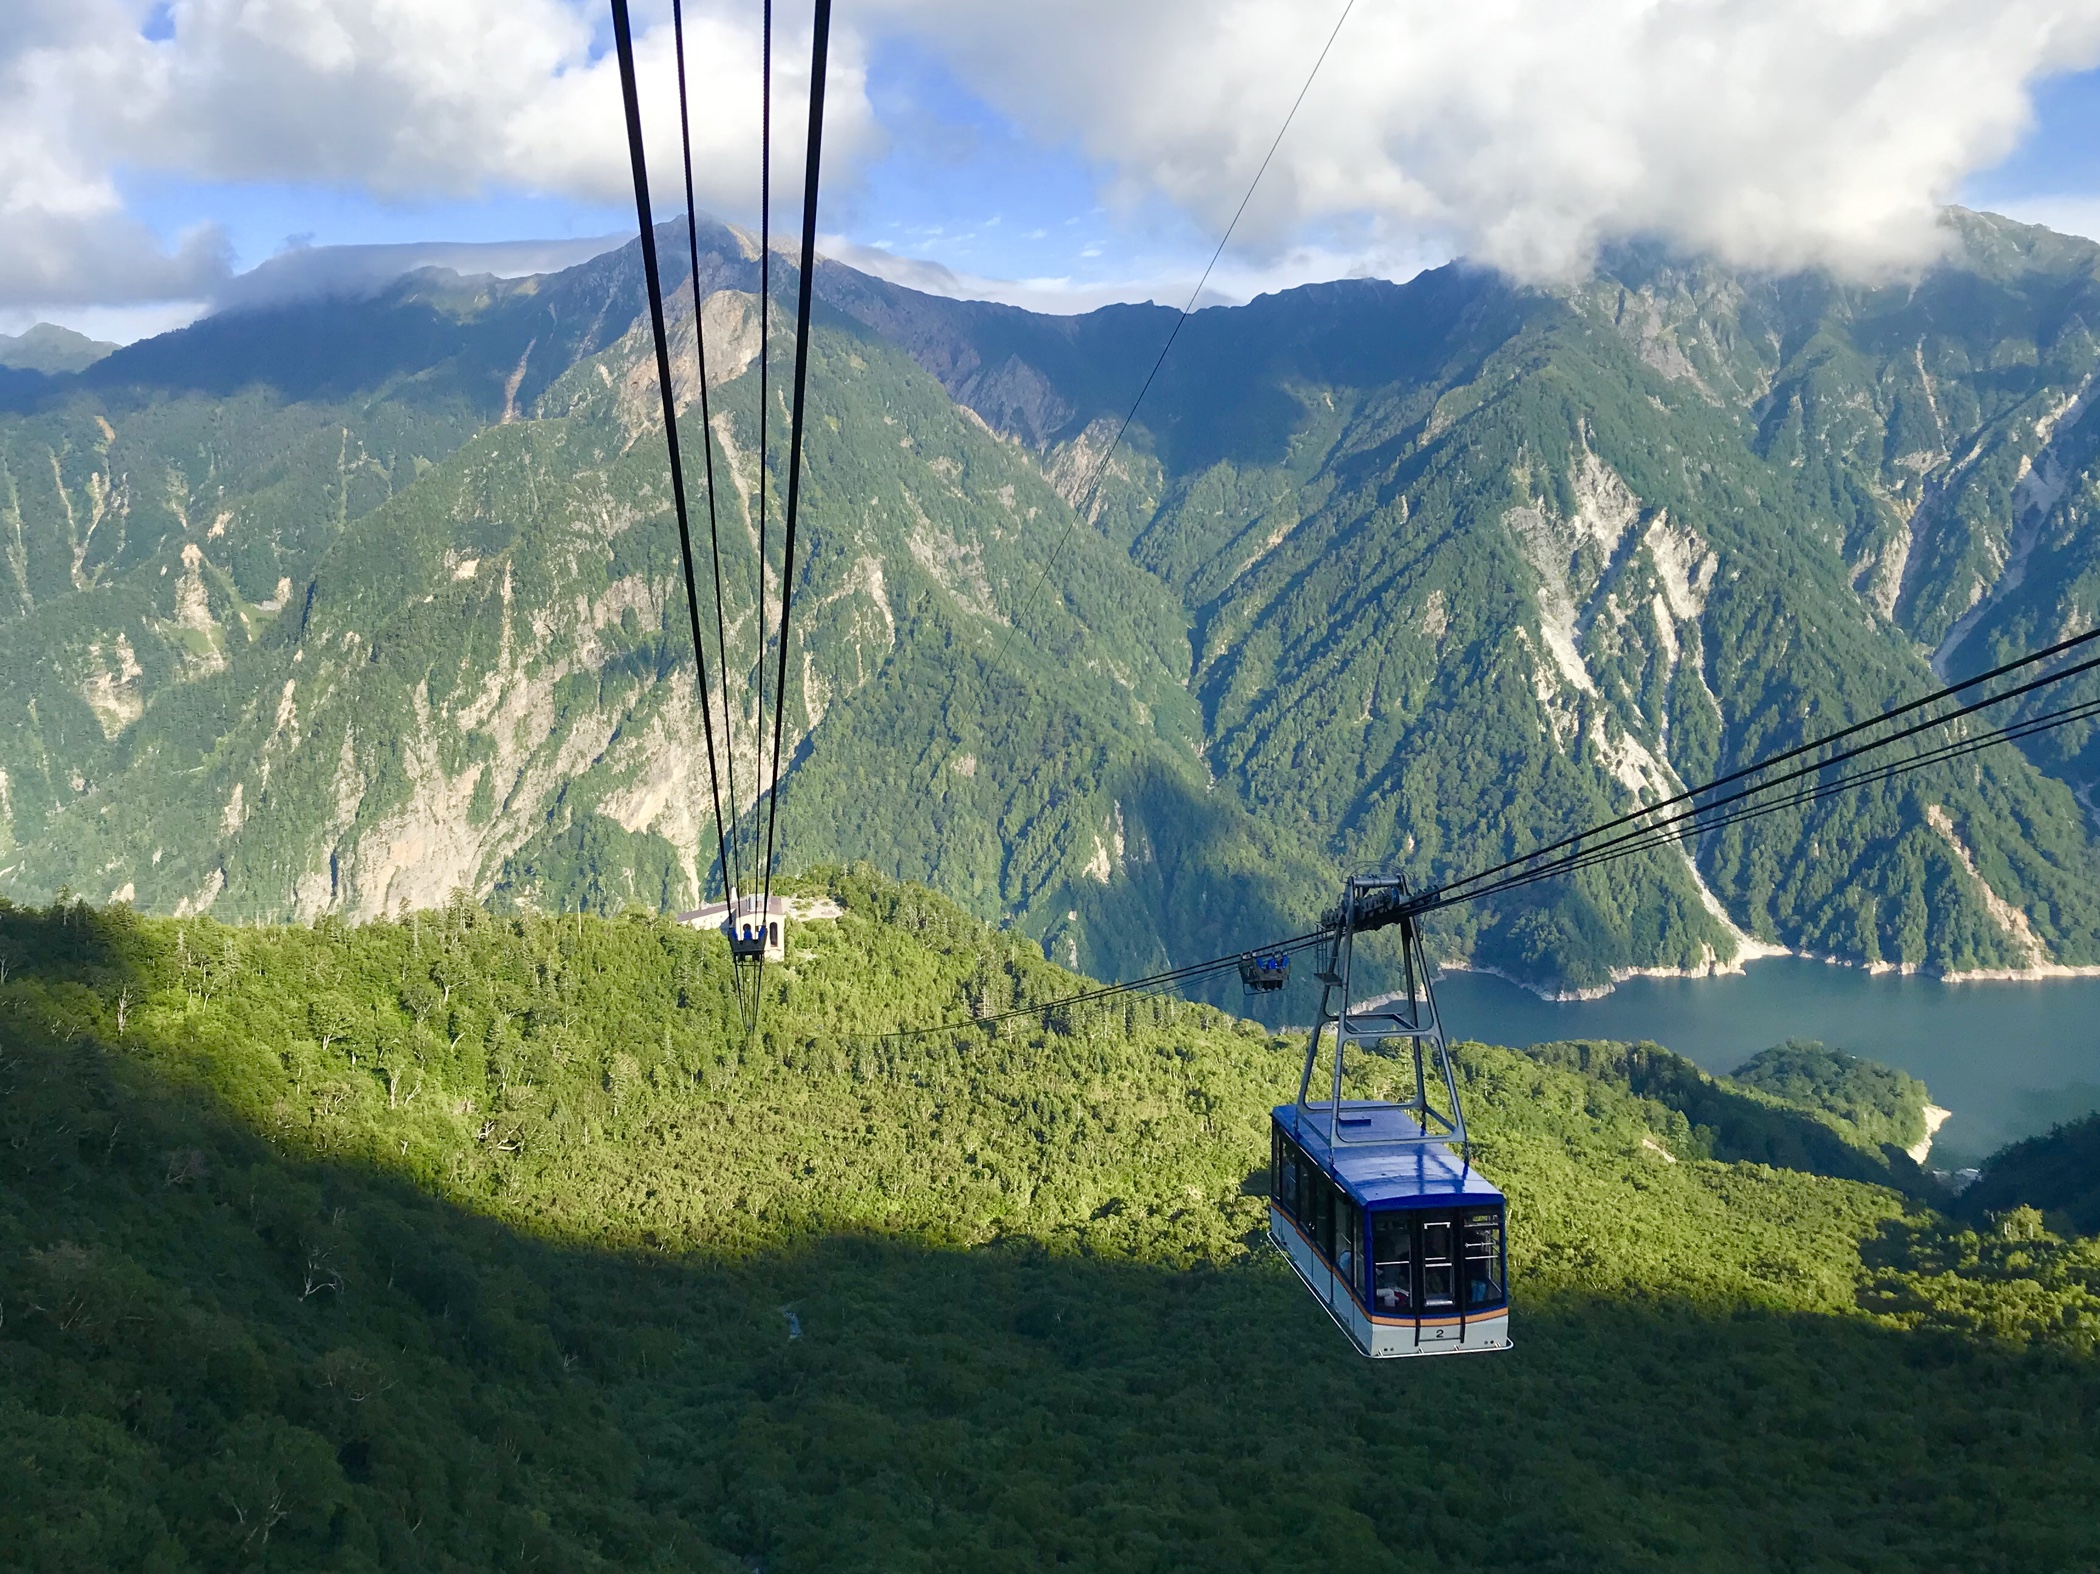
xmin=5 ymin=0 xmax=2100 ymax=320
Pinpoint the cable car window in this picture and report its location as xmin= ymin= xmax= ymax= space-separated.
xmin=1420 ymin=1216 xmax=1455 ymax=1309
xmin=1335 ymin=1192 xmax=1361 ymax=1297
xmin=1463 ymin=1209 xmax=1506 ymax=1308
xmin=1372 ymin=1213 xmax=1413 ymax=1314
xmin=1311 ymin=1175 xmax=1335 ymax=1261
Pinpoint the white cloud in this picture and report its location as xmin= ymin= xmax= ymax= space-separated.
xmin=6 ymin=0 xmax=2100 ymax=317
xmin=0 ymin=0 xmax=875 ymax=308
xmin=825 ymin=232 xmax=1446 ymax=314
xmin=870 ymin=0 xmax=2100 ymax=281
xmin=0 ymin=3 xmax=228 ymax=303
xmin=134 ymin=0 xmax=873 ymax=208
xmin=212 ymin=235 xmax=627 ymax=313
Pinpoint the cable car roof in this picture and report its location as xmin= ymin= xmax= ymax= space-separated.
xmin=1274 ymin=1101 xmax=1504 ymax=1209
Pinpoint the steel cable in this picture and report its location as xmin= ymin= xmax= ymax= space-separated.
xmin=875 ymin=632 xmax=2100 ymax=1038
xmin=877 ymin=928 xmax=1332 ymax=1043
xmin=1431 ymin=693 xmax=2100 ymax=913
xmin=608 ymin=0 xmax=736 ymax=922
xmin=866 ymin=0 xmax=1363 ymax=1038
xmin=1412 ymin=646 xmax=2100 ymax=914
xmin=959 ymin=0 xmax=1358 ymax=740
xmin=749 ymin=0 xmax=775 ymax=901
xmin=758 ymin=0 xmax=832 ymax=919
xmin=1424 ymin=625 xmax=2100 ymax=909
xmin=745 ymin=0 xmax=833 ymax=1032
xmin=671 ymin=0 xmax=746 ymax=903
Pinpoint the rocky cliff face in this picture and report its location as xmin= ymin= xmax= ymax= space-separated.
xmin=1 ymin=210 xmax=2096 ymax=991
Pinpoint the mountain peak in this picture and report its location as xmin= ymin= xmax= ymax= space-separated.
xmin=0 ymin=321 xmax=117 ymax=375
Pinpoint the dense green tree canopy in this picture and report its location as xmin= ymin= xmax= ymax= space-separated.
xmin=2 ymin=878 xmax=2097 ymax=1569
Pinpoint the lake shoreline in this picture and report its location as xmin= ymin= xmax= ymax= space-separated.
xmin=1908 ymin=1104 xmax=1953 ymax=1165
xmin=1430 ymin=960 xmax=2100 ymax=1161
xmin=1443 ymin=948 xmax=2100 ymax=1003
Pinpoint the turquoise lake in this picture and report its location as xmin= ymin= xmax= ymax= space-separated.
xmin=1428 ymin=959 xmax=2100 ymax=1166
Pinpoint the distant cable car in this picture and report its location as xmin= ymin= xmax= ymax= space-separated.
xmin=1238 ymin=951 xmax=1292 ymax=993
xmin=728 ymin=919 xmax=771 ymax=962
xmin=676 ymin=893 xmax=785 ymax=963
xmin=1269 ymin=875 xmax=1510 ymax=1357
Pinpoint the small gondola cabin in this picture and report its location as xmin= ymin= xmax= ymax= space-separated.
xmin=1238 ymin=952 xmax=1291 ymax=993
xmin=676 ymin=893 xmax=787 ymax=962
xmin=1269 ymin=1101 xmax=1509 ymax=1358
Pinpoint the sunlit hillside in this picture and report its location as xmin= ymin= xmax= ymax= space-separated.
xmin=3 ymin=874 xmax=2097 ymax=1569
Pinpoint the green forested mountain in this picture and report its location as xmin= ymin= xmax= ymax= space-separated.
xmin=2 ymin=209 xmax=2098 ymax=992
xmin=4 ymin=879 xmax=2100 ymax=1569
xmin=826 ymin=213 xmax=2100 ymax=986
xmin=0 ymin=324 xmax=115 ymax=376
xmin=1523 ymin=1038 xmax=1940 ymax=1195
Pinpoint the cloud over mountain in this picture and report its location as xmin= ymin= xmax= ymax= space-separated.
xmin=4 ymin=0 xmax=2100 ymax=311
xmin=878 ymin=0 xmax=2100 ymax=280
xmin=0 ymin=0 xmax=870 ymax=308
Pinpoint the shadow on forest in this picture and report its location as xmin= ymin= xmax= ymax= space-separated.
xmin=1522 ymin=1038 xmax=1942 ymax=1199
xmin=3 ymin=909 xmax=2098 ymax=1569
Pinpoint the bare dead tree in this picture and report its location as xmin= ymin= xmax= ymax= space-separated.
xmin=225 ymin=1488 xmax=288 ymax=1549
xmin=299 ymin=1247 xmax=344 ymax=1301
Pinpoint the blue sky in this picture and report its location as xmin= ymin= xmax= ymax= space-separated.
xmin=828 ymin=38 xmax=1223 ymax=295
xmin=114 ymin=37 xmax=1221 ymax=301
xmin=12 ymin=2 xmax=2100 ymax=343
xmin=1967 ymin=67 xmax=2100 ymax=206
xmin=159 ymin=51 xmax=2100 ymax=305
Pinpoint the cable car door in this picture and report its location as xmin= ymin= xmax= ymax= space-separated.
xmin=1415 ymin=1215 xmax=1463 ymax=1348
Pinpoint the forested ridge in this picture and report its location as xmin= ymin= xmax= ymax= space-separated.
xmin=1959 ymin=1113 xmax=2100 ymax=1235
xmin=4 ymin=876 xmax=2098 ymax=1570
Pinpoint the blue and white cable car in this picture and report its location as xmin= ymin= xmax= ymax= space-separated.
xmin=1269 ymin=876 xmax=1510 ymax=1358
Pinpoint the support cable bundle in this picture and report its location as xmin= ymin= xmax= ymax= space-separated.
xmin=607 ymin=0 xmax=736 ymax=928
xmin=608 ymin=0 xmax=833 ymax=1036
xmin=882 ymin=628 xmax=2100 ymax=1040
xmin=957 ymin=0 xmax=1359 ymax=726
xmin=670 ymin=0 xmax=747 ymax=908
xmin=1401 ymin=627 xmax=2100 ymax=919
